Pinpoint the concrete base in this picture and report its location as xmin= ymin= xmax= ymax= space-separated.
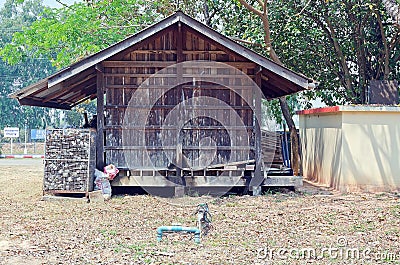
xmin=112 ymin=175 xmax=302 ymax=187
xmin=251 ymin=186 xmax=262 ymax=196
xmin=174 ymin=186 xmax=185 ymax=197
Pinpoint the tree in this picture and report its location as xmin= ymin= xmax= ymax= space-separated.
xmin=267 ymin=0 xmax=399 ymax=104
xmin=0 ymin=0 xmax=56 ymax=131
xmin=0 ymin=0 xmax=174 ymax=68
xmin=237 ymin=0 xmax=302 ymax=175
xmin=295 ymin=0 xmax=399 ymax=104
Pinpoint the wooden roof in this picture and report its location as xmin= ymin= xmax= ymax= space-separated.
xmin=10 ymin=11 xmax=316 ymax=110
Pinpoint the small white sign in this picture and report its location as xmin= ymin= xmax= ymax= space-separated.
xmin=4 ymin=127 xmax=19 ymax=138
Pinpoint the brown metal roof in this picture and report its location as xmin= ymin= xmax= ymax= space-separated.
xmin=10 ymin=11 xmax=316 ymax=110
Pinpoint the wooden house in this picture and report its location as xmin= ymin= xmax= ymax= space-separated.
xmin=11 ymin=12 xmax=315 ymax=194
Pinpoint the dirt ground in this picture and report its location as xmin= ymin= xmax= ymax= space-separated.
xmin=0 ymin=159 xmax=399 ymax=265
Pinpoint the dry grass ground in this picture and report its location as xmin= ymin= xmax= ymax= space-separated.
xmin=0 ymin=159 xmax=399 ymax=265
xmin=0 ymin=143 xmax=45 ymax=155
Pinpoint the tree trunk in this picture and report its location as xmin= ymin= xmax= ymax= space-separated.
xmin=261 ymin=12 xmax=301 ymax=175
xmin=238 ymin=0 xmax=302 ymax=175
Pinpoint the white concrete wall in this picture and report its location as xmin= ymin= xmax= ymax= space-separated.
xmin=341 ymin=111 xmax=400 ymax=191
xmin=299 ymin=106 xmax=400 ymax=192
xmin=300 ymin=113 xmax=342 ymax=189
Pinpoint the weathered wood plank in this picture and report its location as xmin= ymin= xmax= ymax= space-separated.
xmin=103 ymin=73 xmax=254 ymax=78
xmin=129 ymin=50 xmax=227 ymax=54
xmin=103 ymin=61 xmax=177 ymax=67
xmin=96 ymin=66 xmax=105 ymax=169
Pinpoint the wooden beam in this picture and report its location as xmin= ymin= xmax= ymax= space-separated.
xmin=102 ymin=61 xmax=256 ymax=69
xmin=11 ymin=79 xmax=48 ymax=99
xmin=102 ymin=61 xmax=177 ymax=68
xmin=95 ymin=63 xmax=104 ymax=73
xmin=260 ymin=83 xmax=284 ymax=99
xmin=129 ymin=50 xmax=227 ymax=54
xmin=103 ymin=73 xmax=254 ymax=78
xmin=43 ymin=76 xmax=96 ymax=103
xmin=62 ymin=68 xmax=96 ymax=88
xmin=264 ymin=69 xmax=301 ymax=92
xmin=261 ymin=74 xmax=269 ymax=82
xmin=105 ymin=84 xmax=255 ymax=90
xmin=182 ymin=50 xmax=226 ymax=54
xmin=69 ymin=93 xmax=97 ymax=108
xmin=177 ymin=23 xmax=184 ymax=64
xmin=59 ymin=92 xmax=79 ymax=103
xmin=72 ymin=94 xmax=94 ymax=107
xmin=253 ymin=84 xmax=262 ymax=185
xmin=176 ymin=22 xmax=184 ymax=178
xmin=61 ymin=83 xmax=96 ymax=103
xmin=96 ymin=66 xmax=105 ymax=169
xmin=255 ymin=66 xmax=262 ymax=88
xmin=103 ymin=73 xmax=176 ymax=78
xmin=18 ymin=97 xmax=71 ymax=110
xmin=263 ymin=74 xmax=295 ymax=94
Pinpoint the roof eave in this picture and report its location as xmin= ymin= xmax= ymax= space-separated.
xmin=9 ymin=78 xmax=48 ymax=99
xmin=18 ymin=97 xmax=71 ymax=110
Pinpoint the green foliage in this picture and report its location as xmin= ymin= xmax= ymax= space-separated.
xmin=0 ymin=0 xmax=56 ymax=130
xmin=1 ymin=0 xmax=175 ymax=68
xmin=230 ymin=0 xmax=399 ymax=105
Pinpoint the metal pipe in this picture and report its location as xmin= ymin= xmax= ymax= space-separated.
xmin=157 ymin=226 xmax=200 ymax=244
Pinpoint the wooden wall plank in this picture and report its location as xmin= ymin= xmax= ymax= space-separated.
xmin=96 ymin=66 xmax=105 ymax=169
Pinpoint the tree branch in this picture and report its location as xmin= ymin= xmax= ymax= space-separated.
xmin=238 ymin=0 xmax=263 ymax=17
xmin=304 ymin=7 xmax=353 ymax=97
xmin=263 ymin=0 xmax=268 ymax=16
xmin=256 ymin=0 xmax=264 ymax=8
xmin=55 ymin=0 xmax=70 ymax=8
xmin=346 ymin=1 xmax=368 ymax=103
xmin=389 ymin=30 xmax=399 ymax=52
xmin=375 ymin=10 xmax=391 ymax=79
xmin=229 ymin=36 xmax=263 ymax=47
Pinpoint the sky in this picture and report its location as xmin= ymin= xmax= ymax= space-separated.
xmin=0 ymin=0 xmax=80 ymax=9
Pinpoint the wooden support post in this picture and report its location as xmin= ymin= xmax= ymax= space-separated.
xmin=96 ymin=64 xmax=105 ymax=169
xmin=251 ymin=66 xmax=263 ymax=188
xmin=176 ymin=22 xmax=184 ymax=67
xmin=176 ymin=22 xmax=184 ymax=178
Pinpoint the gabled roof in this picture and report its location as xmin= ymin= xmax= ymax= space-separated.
xmin=10 ymin=11 xmax=316 ymax=110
